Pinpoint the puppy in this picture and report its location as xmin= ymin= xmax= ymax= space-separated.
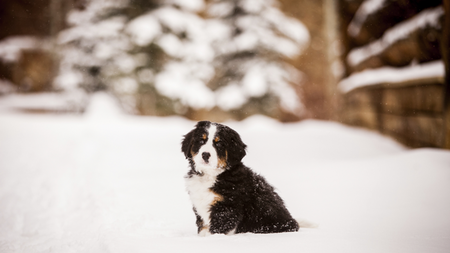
xmin=181 ymin=121 xmax=299 ymax=236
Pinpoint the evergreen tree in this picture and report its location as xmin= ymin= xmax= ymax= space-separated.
xmin=54 ymin=0 xmax=310 ymax=119
xmin=55 ymin=0 xmax=210 ymax=114
xmin=206 ymin=0 xmax=310 ymax=118
xmin=126 ymin=0 xmax=215 ymax=115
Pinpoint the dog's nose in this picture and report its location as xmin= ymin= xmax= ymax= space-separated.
xmin=202 ymin=152 xmax=211 ymax=162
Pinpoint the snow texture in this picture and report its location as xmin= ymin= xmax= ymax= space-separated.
xmin=1 ymin=92 xmax=450 ymax=252
xmin=347 ymin=6 xmax=444 ymax=67
xmin=338 ymin=60 xmax=445 ymax=93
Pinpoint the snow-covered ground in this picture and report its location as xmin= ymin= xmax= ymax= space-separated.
xmin=1 ymin=93 xmax=450 ymax=253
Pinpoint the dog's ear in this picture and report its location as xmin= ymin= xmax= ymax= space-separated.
xmin=224 ymin=127 xmax=247 ymax=167
xmin=181 ymin=121 xmax=210 ymax=159
xmin=181 ymin=128 xmax=195 ymax=159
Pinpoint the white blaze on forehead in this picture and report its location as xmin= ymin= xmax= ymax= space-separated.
xmin=203 ymin=124 xmax=217 ymax=152
xmin=193 ymin=124 xmax=220 ymax=174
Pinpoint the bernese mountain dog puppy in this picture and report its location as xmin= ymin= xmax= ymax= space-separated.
xmin=181 ymin=121 xmax=299 ymax=236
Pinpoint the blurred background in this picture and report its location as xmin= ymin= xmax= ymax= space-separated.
xmin=0 ymin=0 xmax=449 ymax=149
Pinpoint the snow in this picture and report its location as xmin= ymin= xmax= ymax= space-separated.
xmin=239 ymin=0 xmax=272 ymax=14
xmin=347 ymin=6 xmax=444 ymax=67
xmin=157 ymin=34 xmax=184 ymax=58
xmin=215 ymin=83 xmax=248 ymax=111
xmin=204 ymin=0 xmax=309 ymax=115
xmin=59 ymin=16 xmax=127 ymax=44
xmin=262 ymin=6 xmax=310 ymax=48
xmin=1 ymin=93 xmax=450 ymax=252
xmin=167 ymin=0 xmax=204 ymax=12
xmin=0 ymin=79 xmax=16 ymax=95
xmin=111 ymin=77 xmax=139 ymax=94
xmin=338 ymin=60 xmax=445 ymax=93
xmin=126 ymin=14 xmax=161 ymax=47
xmin=84 ymin=93 xmax=125 ymax=119
xmin=55 ymin=2 xmax=133 ymax=92
xmin=155 ymin=61 xmax=215 ymax=110
xmin=126 ymin=6 xmax=214 ymax=61
xmin=216 ymin=7 xmax=310 ymax=58
xmin=0 ymin=92 xmax=88 ymax=113
xmin=348 ymin=0 xmax=386 ymax=37
xmin=0 ymin=36 xmax=49 ymax=63
xmin=207 ymin=1 xmax=234 ymax=18
xmin=242 ymin=64 xmax=270 ymax=97
xmin=124 ymin=5 xmax=219 ymax=110
xmin=55 ymin=0 xmax=309 ymax=116
xmin=65 ymin=0 xmax=129 ymax=26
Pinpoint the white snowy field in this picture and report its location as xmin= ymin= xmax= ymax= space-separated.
xmin=1 ymin=93 xmax=450 ymax=253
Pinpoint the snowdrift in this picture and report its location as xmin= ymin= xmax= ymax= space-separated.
xmin=0 ymin=94 xmax=449 ymax=253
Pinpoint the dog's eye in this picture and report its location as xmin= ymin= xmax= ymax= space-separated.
xmin=199 ymin=139 xmax=206 ymax=144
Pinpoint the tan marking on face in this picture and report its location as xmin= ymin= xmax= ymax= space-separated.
xmin=218 ymin=157 xmax=227 ymax=169
xmin=202 ymin=133 xmax=207 ymax=140
xmin=214 ymin=136 xmax=220 ymax=142
xmin=217 ymin=150 xmax=228 ymax=169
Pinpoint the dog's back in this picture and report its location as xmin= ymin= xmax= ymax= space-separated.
xmin=210 ymin=164 xmax=299 ymax=234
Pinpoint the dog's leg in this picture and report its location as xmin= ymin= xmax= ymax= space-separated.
xmin=194 ymin=208 xmax=213 ymax=236
xmin=209 ymin=204 xmax=242 ymax=235
xmin=193 ymin=208 xmax=205 ymax=234
xmin=198 ymin=227 xmax=212 ymax=236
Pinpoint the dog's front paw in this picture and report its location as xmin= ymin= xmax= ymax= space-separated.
xmin=198 ymin=227 xmax=212 ymax=237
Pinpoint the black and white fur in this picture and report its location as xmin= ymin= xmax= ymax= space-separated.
xmin=181 ymin=121 xmax=299 ymax=236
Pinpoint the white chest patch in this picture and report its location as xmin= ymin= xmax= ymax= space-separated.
xmin=185 ymin=173 xmax=219 ymax=228
xmin=186 ymin=123 xmax=225 ymax=234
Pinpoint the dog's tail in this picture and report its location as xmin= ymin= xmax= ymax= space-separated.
xmin=296 ymin=218 xmax=319 ymax=228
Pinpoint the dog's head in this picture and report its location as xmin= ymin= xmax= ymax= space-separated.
xmin=181 ymin=121 xmax=247 ymax=174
